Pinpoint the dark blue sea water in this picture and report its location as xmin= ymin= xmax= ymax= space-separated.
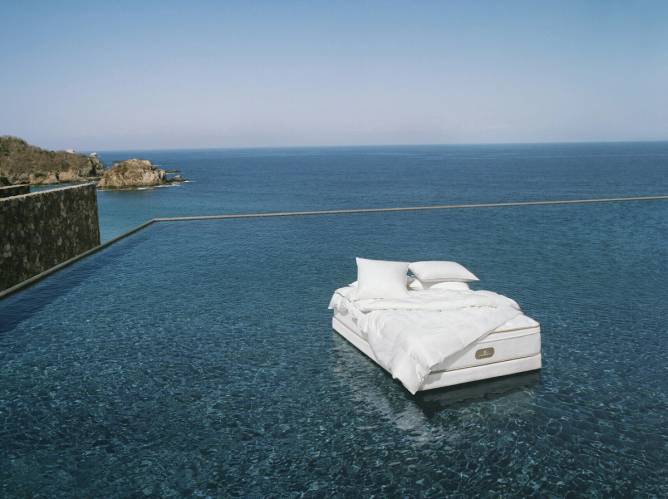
xmin=1 ymin=143 xmax=667 ymax=496
xmin=95 ymin=142 xmax=668 ymax=241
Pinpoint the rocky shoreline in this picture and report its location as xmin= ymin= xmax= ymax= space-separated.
xmin=97 ymin=159 xmax=185 ymax=189
xmin=0 ymin=136 xmax=105 ymax=186
xmin=0 ymin=136 xmax=186 ymax=189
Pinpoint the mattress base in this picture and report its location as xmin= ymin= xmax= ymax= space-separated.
xmin=332 ymin=316 xmax=542 ymax=392
xmin=333 ymin=309 xmax=541 ymax=371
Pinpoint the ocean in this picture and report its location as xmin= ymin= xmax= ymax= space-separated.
xmin=95 ymin=142 xmax=668 ymax=241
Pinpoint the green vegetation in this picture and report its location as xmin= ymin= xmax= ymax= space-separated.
xmin=0 ymin=136 xmax=104 ymax=185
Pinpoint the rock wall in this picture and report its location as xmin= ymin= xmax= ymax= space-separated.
xmin=0 ymin=184 xmax=100 ymax=291
xmin=0 ymin=185 xmax=30 ymax=198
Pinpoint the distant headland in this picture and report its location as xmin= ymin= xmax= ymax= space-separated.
xmin=0 ymin=136 xmax=185 ymax=189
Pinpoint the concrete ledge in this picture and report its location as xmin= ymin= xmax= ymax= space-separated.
xmin=1 ymin=194 xmax=667 ymax=300
xmin=153 ymin=195 xmax=668 ymax=222
xmin=0 ymin=184 xmax=30 ymax=198
xmin=1 ymin=182 xmax=92 ymax=199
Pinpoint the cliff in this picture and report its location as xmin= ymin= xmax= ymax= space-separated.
xmin=97 ymin=158 xmax=184 ymax=189
xmin=0 ymin=136 xmax=104 ymax=185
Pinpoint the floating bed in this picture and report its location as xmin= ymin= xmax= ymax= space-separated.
xmin=329 ymin=259 xmax=542 ymax=393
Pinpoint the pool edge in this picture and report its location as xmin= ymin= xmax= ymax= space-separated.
xmin=2 ymin=194 xmax=667 ymax=300
xmin=0 ymin=219 xmax=156 ymax=300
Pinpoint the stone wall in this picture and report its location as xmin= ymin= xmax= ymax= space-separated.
xmin=0 ymin=184 xmax=100 ymax=291
xmin=0 ymin=185 xmax=30 ymax=198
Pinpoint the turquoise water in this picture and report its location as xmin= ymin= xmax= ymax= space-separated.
xmin=1 ymin=143 xmax=668 ymax=496
xmin=95 ymin=142 xmax=668 ymax=241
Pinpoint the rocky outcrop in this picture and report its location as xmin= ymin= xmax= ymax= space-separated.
xmin=0 ymin=136 xmax=104 ymax=185
xmin=97 ymin=159 xmax=184 ymax=189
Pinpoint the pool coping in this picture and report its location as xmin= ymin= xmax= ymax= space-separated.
xmin=1 ymin=194 xmax=667 ymax=300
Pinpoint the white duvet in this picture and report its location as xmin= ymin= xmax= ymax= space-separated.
xmin=329 ymin=286 xmax=524 ymax=394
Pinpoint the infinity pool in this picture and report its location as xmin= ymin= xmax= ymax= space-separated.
xmin=1 ymin=201 xmax=667 ymax=496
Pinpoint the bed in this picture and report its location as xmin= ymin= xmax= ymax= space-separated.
xmin=329 ymin=282 xmax=542 ymax=393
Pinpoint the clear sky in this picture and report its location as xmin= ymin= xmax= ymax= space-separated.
xmin=1 ymin=0 xmax=667 ymax=150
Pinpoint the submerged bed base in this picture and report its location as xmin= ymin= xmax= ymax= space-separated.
xmin=332 ymin=316 xmax=542 ymax=392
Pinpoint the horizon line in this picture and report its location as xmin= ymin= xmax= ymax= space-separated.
xmin=84 ymin=138 xmax=668 ymax=154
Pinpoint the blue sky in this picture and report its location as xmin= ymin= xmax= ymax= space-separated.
xmin=1 ymin=0 xmax=667 ymax=150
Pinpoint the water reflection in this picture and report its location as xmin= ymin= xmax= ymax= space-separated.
xmin=330 ymin=333 xmax=539 ymax=443
xmin=414 ymin=371 xmax=541 ymax=414
xmin=0 ymin=230 xmax=152 ymax=334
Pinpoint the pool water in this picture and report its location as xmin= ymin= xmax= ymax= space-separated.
xmin=1 ymin=201 xmax=667 ymax=496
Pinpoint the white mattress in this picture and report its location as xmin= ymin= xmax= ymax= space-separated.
xmin=333 ymin=295 xmax=541 ymax=373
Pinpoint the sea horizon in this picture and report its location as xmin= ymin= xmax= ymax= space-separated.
xmin=85 ymin=141 xmax=668 ymax=242
xmin=75 ymin=138 xmax=668 ymax=155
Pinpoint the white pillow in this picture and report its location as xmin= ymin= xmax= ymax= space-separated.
xmin=355 ymin=257 xmax=409 ymax=300
xmin=409 ymin=261 xmax=479 ymax=283
xmin=409 ymin=279 xmax=470 ymax=291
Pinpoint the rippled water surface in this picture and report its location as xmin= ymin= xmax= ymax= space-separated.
xmin=1 ymin=199 xmax=667 ymax=496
